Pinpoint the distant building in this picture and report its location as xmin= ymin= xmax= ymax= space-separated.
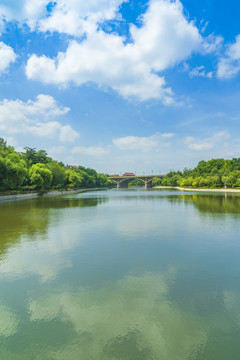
xmin=109 ymin=174 xmax=119 ymax=177
xmin=69 ymin=165 xmax=78 ymax=169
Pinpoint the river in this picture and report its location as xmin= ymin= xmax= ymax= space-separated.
xmin=1 ymin=188 xmax=240 ymax=359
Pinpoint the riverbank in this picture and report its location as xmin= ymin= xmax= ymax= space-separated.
xmin=0 ymin=187 xmax=106 ymax=202
xmin=154 ymin=186 xmax=240 ymax=193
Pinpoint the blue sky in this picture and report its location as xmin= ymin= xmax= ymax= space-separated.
xmin=0 ymin=0 xmax=240 ymax=174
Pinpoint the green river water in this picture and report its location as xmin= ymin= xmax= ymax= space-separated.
xmin=1 ymin=188 xmax=240 ymax=359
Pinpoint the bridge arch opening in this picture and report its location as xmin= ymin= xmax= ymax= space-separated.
xmin=108 ymin=174 xmax=163 ymax=189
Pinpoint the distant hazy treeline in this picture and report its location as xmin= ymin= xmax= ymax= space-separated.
xmin=153 ymin=158 xmax=240 ymax=189
xmin=0 ymin=138 xmax=112 ymax=192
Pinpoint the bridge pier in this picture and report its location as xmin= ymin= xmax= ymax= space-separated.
xmin=145 ymin=180 xmax=152 ymax=189
xmin=117 ymin=180 xmax=129 ymax=188
xmin=109 ymin=174 xmax=163 ymax=189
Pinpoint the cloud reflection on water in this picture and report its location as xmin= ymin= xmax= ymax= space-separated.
xmin=0 ymin=304 xmax=19 ymax=337
xmin=27 ymin=270 xmax=207 ymax=360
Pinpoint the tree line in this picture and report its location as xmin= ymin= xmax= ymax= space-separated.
xmin=152 ymin=158 xmax=240 ymax=189
xmin=0 ymin=138 xmax=112 ymax=192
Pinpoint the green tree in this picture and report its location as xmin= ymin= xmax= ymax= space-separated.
xmin=128 ymin=179 xmax=144 ymax=186
xmin=152 ymin=177 xmax=162 ymax=186
xmin=29 ymin=163 xmax=52 ymax=190
xmin=65 ymin=170 xmax=83 ymax=188
xmin=5 ymin=153 xmax=28 ymax=189
xmin=0 ymin=149 xmax=28 ymax=190
xmin=23 ymin=147 xmax=51 ymax=166
xmin=185 ymin=177 xmax=194 ymax=187
xmin=180 ymin=179 xmax=187 ymax=187
xmin=0 ymin=156 xmax=7 ymax=190
xmin=162 ymin=177 xmax=170 ymax=186
xmin=199 ymin=176 xmax=210 ymax=187
xmin=209 ymin=175 xmax=222 ymax=188
xmin=87 ymin=175 xmax=97 ymax=187
xmin=77 ymin=170 xmax=91 ymax=187
xmin=47 ymin=162 xmax=66 ymax=188
xmin=96 ymin=173 xmax=112 ymax=187
xmin=23 ymin=147 xmax=37 ymax=166
xmin=169 ymin=175 xmax=181 ymax=186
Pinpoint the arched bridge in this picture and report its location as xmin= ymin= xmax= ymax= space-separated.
xmin=108 ymin=174 xmax=164 ymax=189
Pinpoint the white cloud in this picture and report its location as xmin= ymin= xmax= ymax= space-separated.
xmin=25 ymin=121 xmax=79 ymax=142
xmin=0 ymin=0 xmax=223 ymax=101
xmin=72 ymin=145 xmax=110 ymax=157
xmin=189 ymin=65 xmax=213 ymax=78
xmin=26 ymin=0 xmax=204 ymax=103
xmin=0 ymin=94 xmax=79 ymax=142
xmin=0 ymin=0 xmax=125 ymax=34
xmin=1 ymin=136 xmax=18 ymax=147
xmin=0 ymin=0 xmax=49 ymax=28
xmin=38 ymin=0 xmax=126 ymax=36
xmin=200 ymin=20 xmax=209 ymax=34
xmin=24 ymin=0 xmax=50 ymax=28
xmin=48 ymin=146 xmax=66 ymax=158
xmin=0 ymin=41 xmax=16 ymax=73
xmin=161 ymin=133 xmax=175 ymax=139
xmin=59 ymin=125 xmax=79 ymax=142
xmin=184 ymin=131 xmax=230 ymax=151
xmin=202 ymin=34 xmax=223 ymax=54
xmin=113 ymin=132 xmax=173 ymax=152
xmin=0 ymin=16 xmax=4 ymax=35
xmin=217 ymin=35 xmax=240 ymax=79
xmin=188 ymin=142 xmax=213 ymax=151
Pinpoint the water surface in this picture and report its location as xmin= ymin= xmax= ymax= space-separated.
xmin=1 ymin=188 xmax=240 ymax=359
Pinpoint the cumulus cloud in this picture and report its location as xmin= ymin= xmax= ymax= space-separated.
xmin=0 ymin=0 xmax=125 ymax=34
xmin=217 ymin=35 xmax=240 ymax=79
xmin=184 ymin=131 xmax=230 ymax=151
xmin=26 ymin=0 xmax=204 ymax=103
xmin=23 ymin=0 xmax=50 ymax=28
xmin=37 ymin=0 xmax=126 ymax=36
xmin=0 ymin=41 xmax=16 ymax=73
xmin=0 ymin=94 xmax=79 ymax=142
xmin=0 ymin=0 xmax=223 ymax=101
xmin=0 ymin=0 xmax=49 ymax=28
xmin=113 ymin=132 xmax=173 ymax=152
xmin=72 ymin=145 xmax=110 ymax=157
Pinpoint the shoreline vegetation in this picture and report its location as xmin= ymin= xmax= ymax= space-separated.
xmin=154 ymin=186 xmax=240 ymax=193
xmin=0 ymin=187 xmax=107 ymax=202
xmin=0 ymin=138 xmax=112 ymax=194
xmin=152 ymin=158 xmax=240 ymax=190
